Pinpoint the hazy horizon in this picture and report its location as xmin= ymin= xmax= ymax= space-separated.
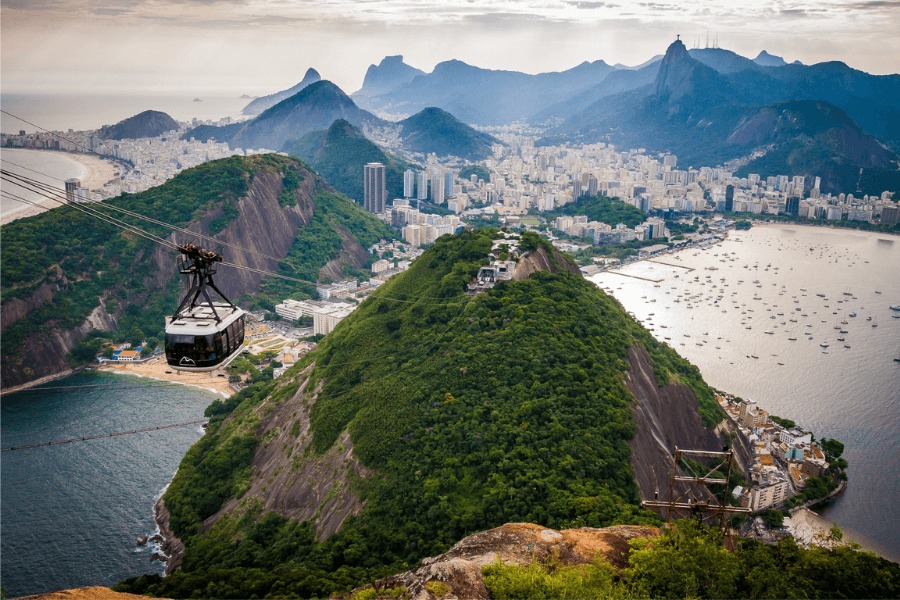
xmin=2 ymin=0 xmax=899 ymax=98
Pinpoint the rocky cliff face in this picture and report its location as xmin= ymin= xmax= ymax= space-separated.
xmin=202 ymin=365 xmax=370 ymax=540
xmin=351 ymin=522 xmax=659 ymax=600
xmin=625 ymin=344 xmax=733 ymax=504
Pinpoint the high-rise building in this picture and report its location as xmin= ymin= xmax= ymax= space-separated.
xmin=403 ymin=170 xmax=415 ymax=198
xmin=882 ymin=204 xmax=899 ymax=227
xmin=785 ymin=196 xmax=800 ymax=217
xmin=431 ymin=172 xmax=445 ymax=204
xmin=65 ymin=178 xmax=80 ymax=204
xmin=417 ymin=172 xmax=428 ymax=200
xmin=364 ymin=162 xmax=386 ymax=214
xmin=443 ymin=171 xmax=455 ymax=200
xmin=725 ymin=184 xmax=734 ymax=212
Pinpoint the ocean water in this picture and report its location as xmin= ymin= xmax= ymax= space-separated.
xmin=0 ymin=93 xmax=249 ymax=134
xmin=1 ymin=148 xmax=88 ymax=219
xmin=0 ymin=372 xmax=216 ymax=597
xmin=589 ymin=224 xmax=900 ymax=561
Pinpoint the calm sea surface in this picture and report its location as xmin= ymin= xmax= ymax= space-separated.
xmin=0 ymin=148 xmax=88 ymax=219
xmin=0 ymin=372 xmax=215 ymax=597
xmin=1 ymin=93 xmax=249 ymax=133
xmin=590 ymin=224 xmax=900 ymax=561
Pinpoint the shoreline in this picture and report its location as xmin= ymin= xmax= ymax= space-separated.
xmin=98 ymin=357 xmax=234 ymax=398
xmin=1 ymin=148 xmax=124 ymax=226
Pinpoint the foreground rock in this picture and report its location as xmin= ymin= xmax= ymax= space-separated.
xmin=15 ymin=586 xmax=160 ymax=600
xmin=351 ymin=522 xmax=658 ymax=600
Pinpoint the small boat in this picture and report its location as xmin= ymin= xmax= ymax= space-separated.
xmin=765 ymin=331 xmax=774 ymax=335
xmin=820 ymin=342 xmax=830 ymax=348
xmin=844 ymin=344 xmax=851 ymax=349
xmin=849 ymin=312 xmax=857 ymax=317
xmin=891 ymin=305 xmax=900 ymax=311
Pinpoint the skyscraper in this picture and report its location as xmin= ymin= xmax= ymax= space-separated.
xmin=417 ymin=172 xmax=428 ymax=201
xmin=443 ymin=171 xmax=455 ymax=200
xmin=403 ymin=170 xmax=415 ymax=199
xmin=431 ymin=172 xmax=445 ymax=204
xmin=725 ymin=184 xmax=735 ymax=212
xmin=364 ymin=162 xmax=386 ymax=214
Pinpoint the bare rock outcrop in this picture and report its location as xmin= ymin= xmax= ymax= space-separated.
xmin=154 ymin=496 xmax=185 ymax=575
xmin=206 ymin=365 xmax=370 ymax=540
xmin=512 ymin=245 xmax=581 ymax=281
xmin=352 ymin=522 xmax=659 ymax=600
xmin=625 ymin=344 xmax=732 ymax=504
xmin=14 ymin=586 xmax=161 ymax=600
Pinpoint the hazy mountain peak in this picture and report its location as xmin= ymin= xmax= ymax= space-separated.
xmin=301 ymin=67 xmax=321 ymax=82
xmin=242 ymin=67 xmax=322 ymax=116
xmin=753 ymin=50 xmax=788 ymax=67
xmin=662 ymin=38 xmax=689 ymax=62
xmin=654 ymin=38 xmax=701 ymax=98
xmin=353 ymin=55 xmax=425 ymax=99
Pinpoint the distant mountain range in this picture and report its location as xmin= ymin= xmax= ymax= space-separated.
xmin=181 ymin=42 xmax=898 ymax=195
xmin=353 ymin=57 xmax=617 ymax=125
xmin=242 ymin=68 xmax=321 ymax=116
xmin=541 ymin=39 xmax=900 ymax=194
xmin=185 ymin=80 xmax=384 ymax=152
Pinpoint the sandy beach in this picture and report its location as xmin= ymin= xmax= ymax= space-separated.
xmin=1 ymin=149 xmax=123 ymax=226
xmin=99 ymin=356 xmax=234 ymax=398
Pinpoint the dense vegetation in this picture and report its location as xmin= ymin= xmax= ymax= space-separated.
xmin=250 ymin=189 xmax=394 ymax=310
xmin=397 ymin=107 xmax=498 ymax=160
xmin=545 ymin=194 xmax=648 ymax=229
xmin=121 ymin=229 xmax=724 ymax=597
xmin=1 ymin=154 xmax=392 ymax=376
xmin=483 ymin=520 xmax=900 ymax=599
xmin=284 ymin=119 xmax=415 ymax=204
xmin=458 ymin=164 xmax=491 ymax=182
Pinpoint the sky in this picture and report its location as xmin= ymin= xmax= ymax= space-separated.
xmin=2 ymin=0 xmax=899 ymax=97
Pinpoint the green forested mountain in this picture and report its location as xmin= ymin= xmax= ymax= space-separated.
xmin=397 ymin=107 xmax=498 ymax=160
xmin=0 ymin=154 xmax=393 ymax=389
xmin=284 ymin=119 xmax=416 ymax=203
xmin=119 ymin=229 xmax=729 ymax=598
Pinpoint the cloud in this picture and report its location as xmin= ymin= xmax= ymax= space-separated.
xmin=566 ymin=1 xmax=615 ymax=8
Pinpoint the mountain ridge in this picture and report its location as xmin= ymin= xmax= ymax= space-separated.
xmin=242 ymin=68 xmax=322 ymax=116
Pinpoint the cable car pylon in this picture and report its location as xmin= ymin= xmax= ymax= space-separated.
xmin=641 ymin=447 xmax=750 ymax=544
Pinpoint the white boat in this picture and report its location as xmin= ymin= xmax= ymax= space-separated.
xmin=820 ymin=342 xmax=830 ymax=348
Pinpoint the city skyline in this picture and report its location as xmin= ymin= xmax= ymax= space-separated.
xmin=2 ymin=0 xmax=899 ymax=97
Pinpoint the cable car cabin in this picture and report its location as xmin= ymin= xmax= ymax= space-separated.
xmin=165 ymin=303 xmax=245 ymax=371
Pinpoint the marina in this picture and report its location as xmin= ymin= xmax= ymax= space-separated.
xmin=589 ymin=223 xmax=900 ymax=560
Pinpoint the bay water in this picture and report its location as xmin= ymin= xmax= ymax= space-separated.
xmin=589 ymin=224 xmax=900 ymax=561
xmin=0 ymin=372 xmax=216 ymax=597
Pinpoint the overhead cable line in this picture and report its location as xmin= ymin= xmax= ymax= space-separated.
xmin=2 ymin=163 xmax=289 ymax=264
